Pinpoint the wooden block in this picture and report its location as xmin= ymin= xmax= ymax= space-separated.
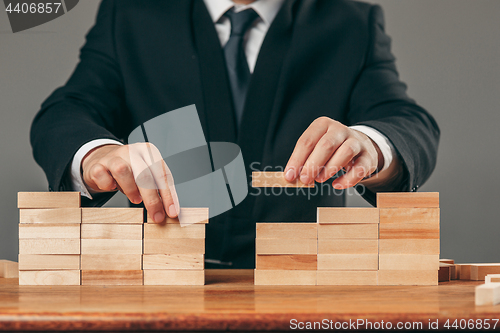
xmin=19 ymin=239 xmax=80 ymax=255
xmin=317 ymin=208 xmax=379 ymax=224
xmin=256 ymin=223 xmax=317 ymax=239
xmin=82 ymin=270 xmax=143 ymax=286
xmin=81 ymin=224 xmax=142 ymax=240
xmin=81 ymin=208 xmax=143 ymax=224
xmin=19 ymin=224 xmax=80 ymax=239
xmin=81 ymin=254 xmax=142 ymax=270
xmin=318 ymin=239 xmax=378 ymax=254
xmin=379 ymin=239 xmax=440 ymax=254
xmin=379 ymin=222 xmax=439 ymax=239
xmin=18 ymin=192 xmax=81 ymax=209
xmin=19 ymin=270 xmax=80 ymax=285
xmin=256 ymin=255 xmax=317 ymax=270
xmin=143 ymin=239 xmax=205 ymax=254
xmin=440 ymin=259 xmax=455 ymax=264
xmin=317 ymin=271 xmax=378 ymax=286
xmin=377 ymin=192 xmax=439 ymax=208
xmin=81 ymin=239 xmax=142 ymax=255
xmin=255 ymin=239 xmax=317 ymax=255
xmin=144 ymin=223 xmax=205 ymax=239
xmin=378 ymin=270 xmax=438 ymax=286
xmin=0 ymin=260 xmax=19 ymax=278
xmin=251 ymin=171 xmax=314 ymax=188
xmin=143 ymin=270 xmax=205 ymax=285
xmin=318 ymin=224 xmax=378 ymax=239
xmin=486 ymin=274 xmax=500 ymax=283
xmin=19 ymin=208 xmax=81 ymax=224
xmin=317 ymin=254 xmax=378 ymax=271
xmin=143 ymin=254 xmax=204 ymax=270
xmin=146 ymin=208 xmax=209 ymax=224
xmin=379 ymin=254 xmax=439 ymax=270
xmin=380 ymin=208 xmax=439 ymax=224
xmin=18 ymin=255 xmax=80 ymax=270
xmin=439 ymin=263 xmax=452 ymax=282
xmin=457 ymin=264 xmax=472 ymax=280
xmin=254 ymin=270 xmax=316 ymax=285
xmin=470 ymin=264 xmax=500 ymax=281
xmin=475 ymin=283 xmax=500 ymax=306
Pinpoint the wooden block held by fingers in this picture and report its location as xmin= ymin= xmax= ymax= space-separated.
xmin=81 ymin=239 xmax=142 ymax=255
xmin=18 ymin=255 xmax=80 ymax=271
xmin=81 ymin=208 xmax=144 ymax=224
xmin=439 ymin=263 xmax=452 ymax=282
xmin=144 ymin=223 xmax=205 ymax=239
xmin=440 ymin=259 xmax=455 ymax=264
xmin=146 ymin=208 xmax=209 ymax=224
xmin=377 ymin=192 xmax=439 ymax=208
xmin=19 ymin=270 xmax=80 ymax=286
xmin=81 ymin=224 xmax=142 ymax=240
xmin=378 ymin=270 xmax=438 ymax=286
xmin=379 ymin=239 xmax=440 ymax=255
xmin=317 ymin=271 xmax=378 ymax=286
xmin=256 ymin=223 xmax=317 ymax=239
xmin=379 ymin=208 xmax=439 ymax=224
xmin=19 ymin=208 xmax=81 ymax=224
xmin=255 ymin=238 xmax=317 ymax=255
xmin=143 ymin=270 xmax=205 ymax=285
xmin=19 ymin=224 xmax=80 ymax=239
xmin=143 ymin=254 xmax=204 ymax=270
xmin=254 ymin=270 xmax=316 ymax=285
xmin=317 ymin=208 xmax=379 ymax=224
xmin=82 ymin=270 xmax=143 ymax=286
xmin=379 ymin=222 xmax=439 ymax=239
xmin=475 ymin=283 xmax=500 ymax=306
xmin=18 ymin=192 xmax=81 ymax=209
xmin=317 ymin=254 xmax=378 ymax=271
xmin=143 ymin=239 xmax=205 ymax=255
xmin=318 ymin=239 xmax=378 ymax=254
xmin=486 ymin=274 xmax=500 ymax=283
xmin=318 ymin=224 xmax=378 ymax=239
xmin=251 ymin=171 xmax=314 ymax=188
xmin=0 ymin=260 xmax=19 ymax=278
xmin=256 ymin=255 xmax=317 ymax=270
xmin=470 ymin=264 xmax=500 ymax=281
xmin=81 ymin=254 xmax=142 ymax=270
xmin=19 ymin=239 xmax=80 ymax=255
xmin=379 ymin=254 xmax=439 ymax=271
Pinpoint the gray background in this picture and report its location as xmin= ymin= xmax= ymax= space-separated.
xmin=0 ymin=1 xmax=499 ymax=263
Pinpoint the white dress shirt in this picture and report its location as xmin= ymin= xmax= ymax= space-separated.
xmin=71 ymin=0 xmax=395 ymax=198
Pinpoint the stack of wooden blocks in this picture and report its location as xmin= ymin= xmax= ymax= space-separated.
xmin=18 ymin=192 xmax=82 ymax=285
xmin=81 ymin=208 xmax=144 ymax=285
xmin=17 ymin=192 xmax=208 ymax=286
xmin=143 ymin=210 xmax=207 ymax=285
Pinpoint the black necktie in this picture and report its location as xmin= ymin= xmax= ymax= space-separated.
xmin=223 ymin=8 xmax=259 ymax=127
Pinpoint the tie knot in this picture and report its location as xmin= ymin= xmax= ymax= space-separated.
xmin=225 ymin=8 xmax=259 ymax=37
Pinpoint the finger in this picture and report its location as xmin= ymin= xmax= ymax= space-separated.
xmin=149 ymin=160 xmax=179 ymax=218
xmin=315 ymin=139 xmax=360 ymax=182
xmin=88 ymin=163 xmax=117 ymax=192
xmin=331 ymin=154 xmax=376 ymax=189
xmin=107 ymin=157 xmax=142 ymax=204
xmin=284 ymin=120 xmax=329 ymax=182
xmin=134 ymin=159 xmax=166 ymax=223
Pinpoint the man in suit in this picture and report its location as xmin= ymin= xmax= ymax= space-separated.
xmin=30 ymin=0 xmax=440 ymax=268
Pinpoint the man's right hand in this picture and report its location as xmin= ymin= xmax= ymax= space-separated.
xmin=81 ymin=143 xmax=179 ymax=223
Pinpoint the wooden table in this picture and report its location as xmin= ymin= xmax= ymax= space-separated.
xmin=0 ymin=270 xmax=499 ymax=331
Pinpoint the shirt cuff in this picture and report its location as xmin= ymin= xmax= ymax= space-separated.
xmin=70 ymin=139 xmax=123 ymax=199
xmin=349 ymin=125 xmax=395 ymax=173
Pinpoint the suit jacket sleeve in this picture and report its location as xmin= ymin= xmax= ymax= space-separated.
xmin=347 ymin=5 xmax=440 ymax=205
xmin=30 ymin=0 xmax=125 ymax=206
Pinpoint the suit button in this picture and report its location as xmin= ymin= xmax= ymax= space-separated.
xmin=48 ymin=186 xmax=53 ymax=191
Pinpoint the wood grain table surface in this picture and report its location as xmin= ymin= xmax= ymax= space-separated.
xmin=0 ymin=269 xmax=499 ymax=332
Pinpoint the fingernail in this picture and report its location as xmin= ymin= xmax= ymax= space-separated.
xmin=333 ymin=183 xmax=343 ymax=190
xmin=285 ymin=169 xmax=295 ymax=181
xmin=154 ymin=212 xmax=164 ymax=223
xmin=300 ymin=174 xmax=309 ymax=184
xmin=133 ymin=196 xmax=142 ymax=204
xmin=168 ymin=204 xmax=177 ymax=217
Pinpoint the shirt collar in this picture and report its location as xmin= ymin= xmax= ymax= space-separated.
xmin=203 ymin=0 xmax=285 ymax=27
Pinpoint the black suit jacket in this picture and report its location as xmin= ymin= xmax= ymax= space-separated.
xmin=30 ymin=0 xmax=440 ymax=268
